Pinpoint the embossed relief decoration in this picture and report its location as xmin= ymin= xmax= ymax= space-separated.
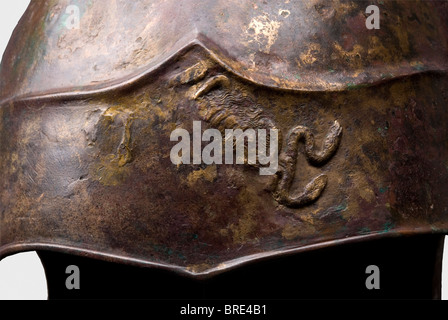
xmin=169 ymin=58 xmax=343 ymax=209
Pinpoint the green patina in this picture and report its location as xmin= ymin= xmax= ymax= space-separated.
xmin=379 ymin=186 xmax=388 ymax=194
xmin=377 ymin=127 xmax=387 ymax=137
xmin=346 ymin=82 xmax=368 ymax=90
xmin=334 ymin=201 xmax=348 ymax=213
xmin=412 ymin=62 xmax=425 ymax=71
xmin=380 ymin=221 xmax=394 ymax=233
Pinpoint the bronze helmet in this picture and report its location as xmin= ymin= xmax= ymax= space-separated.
xmin=1 ymin=0 xmax=448 ymax=299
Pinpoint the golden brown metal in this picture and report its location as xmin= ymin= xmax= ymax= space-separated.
xmin=1 ymin=0 xmax=448 ymax=277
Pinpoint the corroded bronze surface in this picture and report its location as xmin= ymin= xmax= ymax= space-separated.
xmin=1 ymin=0 xmax=448 ymax=277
